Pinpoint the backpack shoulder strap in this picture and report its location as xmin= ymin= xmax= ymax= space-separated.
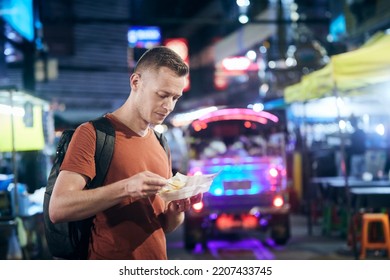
xmin=89 ymin=116 xmax=115 ymax=189
xmin=153 ymin=130 xmax=170 ymax=158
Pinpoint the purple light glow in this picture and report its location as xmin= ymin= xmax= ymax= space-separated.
xmin=198 ymin=108 xmax=279 ymax=123
xmin=207 ymin=239 xmax=276 ymax=260
xmin=259 ymin=218 xmax=268 ymax=227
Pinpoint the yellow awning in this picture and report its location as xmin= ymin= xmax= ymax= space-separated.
xmin=331 ymin=32 xmax=390 ymax=87
xmin=284 ymin=32 xmax=390 ymax=104
xmin=302 ymin=64 xmax=333 ymax=99
xmin=284 ymin=82 xmax=303 ymax=103
xmin=0 ymin=90 xmax=47 ymax=152
xmin=284 ymin=64 xmax=333 ymax=103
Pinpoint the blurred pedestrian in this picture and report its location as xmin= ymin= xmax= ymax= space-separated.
xmin=346 ymin=116 xmax=366 ymax=177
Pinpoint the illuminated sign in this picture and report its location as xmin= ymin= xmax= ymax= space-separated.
xmin=164 ymin=38 xmax=190 ymax=92
xmin=222 ymin=57 xmax=251 ymax=71
xmin=214 ymin=56 xmax=259 ymax=90
xmin=128 ymin=26 xmax=161 ymax=48
xmin=330 ymin=14 xmax=346 ymax=42
xmin=0 ymin=104 xmax=45 ymax=152
xmin=1 ymin=0 xmax=35 ymax=41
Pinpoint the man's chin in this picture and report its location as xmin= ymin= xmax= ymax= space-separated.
xmin=150 ymin=119 xmax=164 ymax=126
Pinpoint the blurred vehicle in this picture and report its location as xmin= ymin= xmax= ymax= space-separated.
xmin=181 ymin=108 xmax=290 ymax=251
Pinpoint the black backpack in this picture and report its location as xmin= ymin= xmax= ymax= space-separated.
xmin=43 ymin=116 xmax=169 ymax=259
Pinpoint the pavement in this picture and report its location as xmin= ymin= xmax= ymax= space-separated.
xmin=3 ymin=212 xmax=388 ymax=260
xmin=167 ymin=213 xmax=389 ymax=260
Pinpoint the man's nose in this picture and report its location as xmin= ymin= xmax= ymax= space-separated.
xmin=162 ymin=98 xmax=174 ymax=111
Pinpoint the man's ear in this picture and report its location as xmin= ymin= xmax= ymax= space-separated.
xmin=130 ymin=73 xmax=141 ymax=90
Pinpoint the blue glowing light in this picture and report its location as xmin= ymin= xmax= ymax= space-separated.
xmin=189 ymin=156 xmax=286 ymax=197
xmin=213 ymin=188 xmax=224 ymax=196
xmin=1 ymin=0 xmax=35 ymax=41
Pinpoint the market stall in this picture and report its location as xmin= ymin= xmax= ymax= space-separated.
xmin=284 ymin=32 xmax=390 ymax=258
xmin=0 ymin=87 xmax=54 ymax=259
xmin=285 ymin=32 xmax=390 ymax=104
xmin=285 ymin=32 xmax=390 ymax=179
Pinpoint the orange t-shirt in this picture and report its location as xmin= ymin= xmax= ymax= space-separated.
xmin=60 ymin=114 xmax=171 ymax=259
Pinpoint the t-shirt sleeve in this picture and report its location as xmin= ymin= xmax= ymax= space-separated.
xmin=60 ymin=122 xmax=96 ymax=180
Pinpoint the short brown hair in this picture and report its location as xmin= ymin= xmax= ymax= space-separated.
xmin=134 ymin=46 xmax=189 ymax=77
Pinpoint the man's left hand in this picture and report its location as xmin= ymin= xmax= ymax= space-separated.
xmin=169 ymin=192 xmax=203 ymax=213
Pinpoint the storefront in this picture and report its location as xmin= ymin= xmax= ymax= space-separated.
xmin=283 ymin=32 xmax=390 ymax=257
xmin=0 ymin=87 xmax=54 ymax=259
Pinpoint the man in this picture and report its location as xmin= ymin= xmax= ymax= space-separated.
xmin=49 ymin=46 xmax=201 ymax=259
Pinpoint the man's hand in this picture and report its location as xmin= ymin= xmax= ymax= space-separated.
xmin=123 ymin=171 xmax=167 ymax=199
xmin=168 ymin=192 xmax=203 ymax=213
xmin=161 ymin=193 xmax=203 ymax=233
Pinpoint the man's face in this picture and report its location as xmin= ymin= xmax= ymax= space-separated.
xmin=131 ymin=67 xmax=186 ymax=125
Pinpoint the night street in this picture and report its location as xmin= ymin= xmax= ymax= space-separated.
xmin=167 ymin=213 xmax=387 ymax=260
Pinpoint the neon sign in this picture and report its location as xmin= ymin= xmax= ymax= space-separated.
xmin=128 ymin=26 xmax=161 ymax=48
xmin=191 ymin=108 xmax=279 ymax=131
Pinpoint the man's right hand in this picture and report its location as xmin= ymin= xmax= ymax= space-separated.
xmin=123 ymin=171 xmax=167 ymax=199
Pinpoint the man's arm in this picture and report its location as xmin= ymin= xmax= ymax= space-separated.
xmin=49 ymin=170 xmax=167 ymax=223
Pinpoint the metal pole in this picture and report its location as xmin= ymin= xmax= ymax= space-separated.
xmin=8 ymin=89 xmax=19 ymax=218
xmin=301 ymin=101 xmax=312 ymax=236
xmin=333 ymin=85 xmax=358 ymax=259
